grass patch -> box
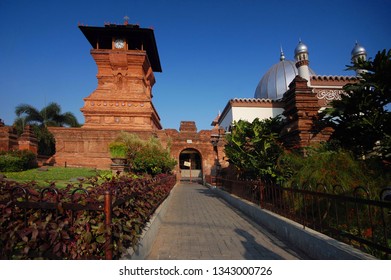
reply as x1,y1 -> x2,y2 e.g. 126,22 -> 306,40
1,167 -> 111,188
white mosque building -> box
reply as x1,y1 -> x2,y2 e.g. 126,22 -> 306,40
216,41 -> 367,138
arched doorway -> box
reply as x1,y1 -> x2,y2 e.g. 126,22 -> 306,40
179,148 -> 202,182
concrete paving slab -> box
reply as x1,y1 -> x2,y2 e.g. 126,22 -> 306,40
147,182 -> 309,260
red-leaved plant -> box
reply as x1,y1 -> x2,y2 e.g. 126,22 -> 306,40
0,174 -> 176,259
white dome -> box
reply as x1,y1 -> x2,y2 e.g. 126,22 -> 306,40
294,41 -> 308,56
254,54 -> 316,100
351,42 -> 367,57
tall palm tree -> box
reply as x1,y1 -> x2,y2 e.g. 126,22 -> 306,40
13,102 -> 80,156
14,102 -> 80,129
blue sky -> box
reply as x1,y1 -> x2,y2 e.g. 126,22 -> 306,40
0,0 -> 390,130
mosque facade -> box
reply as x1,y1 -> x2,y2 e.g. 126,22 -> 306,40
217,41 -> 365,149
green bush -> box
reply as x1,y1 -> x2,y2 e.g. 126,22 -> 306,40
108,142 -> 127,158
0,154 -> 24,172
33,126 -> 56,156
132,137 -> 177,176
0,174 -> 176,259
0,150 -> 37,172
133,141 -> 177,176
276,145 -> 390,197
224,117 -> 284,180
112,132 -> 177,176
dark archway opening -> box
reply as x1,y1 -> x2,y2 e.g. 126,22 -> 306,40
179,148 -> 202,182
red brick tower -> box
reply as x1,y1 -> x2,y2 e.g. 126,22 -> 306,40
79,23 -> 162,131
49,22 -> 164,168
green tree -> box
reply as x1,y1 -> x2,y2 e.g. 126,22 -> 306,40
132,136 -> 177,176
114,132 -> 144,168
14,102 -> 80,155
114,132 -> 177,176
224,117 -> 284,180
14,102 -> 80,128
277,145 -> 380,193
321,49 -> 391,161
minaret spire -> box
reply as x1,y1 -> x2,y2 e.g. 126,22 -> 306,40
280,45 -> 285,61
294,40 -> 310,86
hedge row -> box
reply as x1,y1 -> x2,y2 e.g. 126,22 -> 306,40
0,173 -> 176,259
0,150 -> 37,172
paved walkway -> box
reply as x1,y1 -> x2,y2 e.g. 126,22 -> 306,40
147,182 -> 309,260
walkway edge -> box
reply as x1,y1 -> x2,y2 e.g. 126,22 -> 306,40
120,183 -> 179,260
207,184 -> 376,260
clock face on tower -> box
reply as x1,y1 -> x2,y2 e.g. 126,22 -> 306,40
114,38 -> 125,49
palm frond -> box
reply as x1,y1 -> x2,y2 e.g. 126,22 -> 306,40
15,104 -> 43,125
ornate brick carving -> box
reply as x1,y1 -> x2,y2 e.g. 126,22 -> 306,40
81,49 -> 161,130
281,76 -> 332,149
315,89 -> 346,103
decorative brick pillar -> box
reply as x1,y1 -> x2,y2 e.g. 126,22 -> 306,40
0,121 -> 18,152
281,75 -> 327,149
18,125 -> 38,154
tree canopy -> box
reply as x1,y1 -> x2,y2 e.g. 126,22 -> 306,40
13,102 -> 81,156
321,49 -> 391,161
113,132 -> 177,176
14,102 -> 80,129
224,117 -> 284,180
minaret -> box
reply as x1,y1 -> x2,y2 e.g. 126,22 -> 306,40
78,22 -> 163,131
351,41 -> 367,76
294,40 -> 311,86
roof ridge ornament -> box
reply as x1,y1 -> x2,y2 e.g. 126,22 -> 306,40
123,16 -> 130,25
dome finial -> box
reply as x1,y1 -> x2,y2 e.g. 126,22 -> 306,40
351,41 -> 367,76
351,41 -> 366,57
294,39 -> 308,56
280,45 -> 285,61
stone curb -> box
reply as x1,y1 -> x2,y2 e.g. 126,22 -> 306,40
120,183 -> 179,260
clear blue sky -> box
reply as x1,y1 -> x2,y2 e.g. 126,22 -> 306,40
0,0 -> 390,130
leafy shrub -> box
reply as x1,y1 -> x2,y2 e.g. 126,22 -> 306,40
0,154 -> 24,172
0,173 -> 176,259
108,142 -> 127,158
0,150 -> 37,172
33,126 -> 56,156
114,132 -> 144,162
276,145 -> 389,197
113,132 -> 177,176
132,137 -> 177,176
224,117 -> 284,180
